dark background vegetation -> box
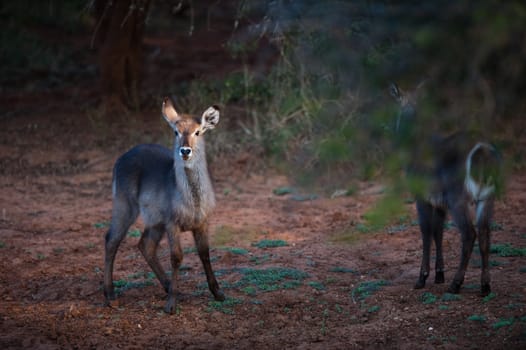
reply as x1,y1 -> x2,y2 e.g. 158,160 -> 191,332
1,0 -> 525,190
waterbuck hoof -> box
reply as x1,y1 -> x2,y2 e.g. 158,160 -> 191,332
480,284 -> 491,297
213,290 -> 226,302
164,297 -> 177,314
435,271 -> 445,284
414,279 -> 426,289
447,281 -> 462,294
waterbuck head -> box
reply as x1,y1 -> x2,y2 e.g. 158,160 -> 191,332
162,98 -> 220,166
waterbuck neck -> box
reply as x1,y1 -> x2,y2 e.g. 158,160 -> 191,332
173,146 -> 216,226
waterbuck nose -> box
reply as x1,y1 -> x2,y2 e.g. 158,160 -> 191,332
180,147 -> 192,158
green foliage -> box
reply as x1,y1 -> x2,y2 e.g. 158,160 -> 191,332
351,280 -> 389,302
492,318 -> 515,330
234,267 -> 309,294
93,222 -> 110,229
468,315 -> 487,322
0,241 -> 5,248
483,292 -> 497,303
308,281 -> 326,291
206,297 -> 244,315
441,293 -> 462,302
127,229 -> 141,238
252,240 -> 289,248
420,292 -> 437,305
490,243 -> 526,257
218,247 -> 249,255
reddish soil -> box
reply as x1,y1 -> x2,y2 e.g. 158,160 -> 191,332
1,4 -> 525,348
0,108 -> 525,350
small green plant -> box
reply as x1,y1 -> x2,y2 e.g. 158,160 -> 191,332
252,239 -> 288,248
37,253 -> 46,260
483,292 -> 497,303
273,186 -> 295,195
468,315 -> 486,322
219,247 -> 249,255
234,267 -> 309,294
420,292 -> 437,304
0,241 -> 5,248
441,293 -> 462,302
490,243 -> 526,257
351,280 -> 389,302
438,305 -> 449,310
94,221 -> 110,229
520,266 -> 526,273
250,254 -> 272,265
367,305 -> 380,313
206,297 -> 244,315
492,317 -> 515,329
308,281 -> 326,291
127,229 -> 141,238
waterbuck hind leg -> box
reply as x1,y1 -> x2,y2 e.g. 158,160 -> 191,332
415,200 -> 434,289
138,225 -> 170,293
476,200 -> 494,296
193,225 -> 225,301
104,200 -> 138,304
432,207 -> 447,284
447,204 -> 477,294
164,225 -> 183,314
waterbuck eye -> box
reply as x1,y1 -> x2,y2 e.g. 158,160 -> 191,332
195,130 -> 200,136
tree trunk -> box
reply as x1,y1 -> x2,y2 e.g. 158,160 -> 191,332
93,0 -> 151,111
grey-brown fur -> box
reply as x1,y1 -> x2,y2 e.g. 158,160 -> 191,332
390,82 -> 502,296
103,98 -> 224,313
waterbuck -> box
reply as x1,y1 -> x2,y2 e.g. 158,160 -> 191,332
390,82 -> 502,296
103,98 -> 225,313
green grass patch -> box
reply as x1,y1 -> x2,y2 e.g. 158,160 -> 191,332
468,314 -> 487,322
351,280 -> 389,302
420,292 -> 438,304
234,267 -> 309,293
490,243 -> 526,257
273,186 -> 295,195
492,317 -> 515,329
127,229 -> 141,238
367,305 -> 380,313
483,292 -> 497,303
441,293 -> 462,302
250,253 -> 272,265
206,297 -> 244,315
0,241 -> 5,248
308,281 -> 326,291
520,266 -> 526,273
113,279 -> 154,295
218,247 -> 249,255
438,305 -> 449,310
252,239 -> 289,248
93,221 -> 110,229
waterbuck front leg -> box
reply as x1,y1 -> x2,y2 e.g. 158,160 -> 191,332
138,225 -> 171,294
448,202 -> 477,294
164,225 -> 183,314
193,223 -> 225,302
415,200 -> 434,289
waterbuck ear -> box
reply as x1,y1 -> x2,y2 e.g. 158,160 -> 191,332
162,97 -> 180,127
199,105 -> 220,133
389,82 -> 402,102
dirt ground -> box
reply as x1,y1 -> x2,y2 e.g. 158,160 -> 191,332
1,5 -> 526,348
0,105 -> 525,350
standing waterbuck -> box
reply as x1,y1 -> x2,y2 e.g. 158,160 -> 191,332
103,98 -> 225,313
390,82 -> 502,296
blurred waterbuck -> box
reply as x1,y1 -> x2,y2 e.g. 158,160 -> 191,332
389,82 -> 502,296
103,98 -> 225,313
